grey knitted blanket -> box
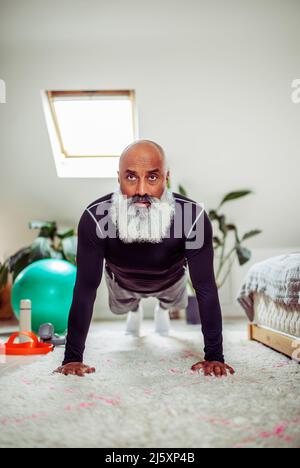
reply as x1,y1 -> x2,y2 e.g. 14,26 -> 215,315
236,253 -> 300,321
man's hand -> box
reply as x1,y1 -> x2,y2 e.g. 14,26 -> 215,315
53,362 -> 96,377
191,360 -> 235,377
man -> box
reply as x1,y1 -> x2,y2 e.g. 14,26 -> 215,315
55,140 -> 235,378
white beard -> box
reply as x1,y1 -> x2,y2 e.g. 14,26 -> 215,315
109,186 -> 176,243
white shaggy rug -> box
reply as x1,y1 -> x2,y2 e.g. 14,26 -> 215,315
0,319 -> 299,448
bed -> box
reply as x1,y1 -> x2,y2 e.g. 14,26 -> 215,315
236,253 -> 300,359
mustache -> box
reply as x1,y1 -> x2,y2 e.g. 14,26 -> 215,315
130,194 -> 152,204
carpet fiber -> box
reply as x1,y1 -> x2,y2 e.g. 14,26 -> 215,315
0,319 -> 299,448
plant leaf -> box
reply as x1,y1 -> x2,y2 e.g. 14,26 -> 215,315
56,228 -> 76,239
227,223 -> 240,243
29,220 -> 56,230
219,190 -> 253,207
241,229 -> 262,241
208,210 -> 218,221
8,247 -> 31,272
28,237 -> 53,262
235,245 -> 252,265
29,221 -> 57,239
11,251 -> 31,282
62,236 -> 78,265
213,236 -> 222,247
218,215 -> 228,235
0,262 -> 9,290
178,185 -> 188,197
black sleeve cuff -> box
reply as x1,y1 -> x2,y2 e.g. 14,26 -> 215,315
62,358 -> 83,366
204,355 -> 225,363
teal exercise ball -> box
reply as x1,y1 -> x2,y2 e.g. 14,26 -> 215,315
12,259 -> 77,334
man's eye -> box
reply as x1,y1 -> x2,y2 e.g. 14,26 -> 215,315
127,175 -> 136,181
149,175 -> 158,181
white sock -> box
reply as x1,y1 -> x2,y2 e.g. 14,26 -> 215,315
154,303 -> 170,336
125,303 -> 143,336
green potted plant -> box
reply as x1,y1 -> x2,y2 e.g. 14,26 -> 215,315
169,183 -> 262,324
0,221 -> 77,321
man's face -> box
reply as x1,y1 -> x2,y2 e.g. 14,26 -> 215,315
110,143 -> 173,243
118,146 -> 169,208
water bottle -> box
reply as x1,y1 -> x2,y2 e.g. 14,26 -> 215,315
19,299 -> 32,343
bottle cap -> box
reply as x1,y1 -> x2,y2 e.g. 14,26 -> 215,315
20,299 -> 31,309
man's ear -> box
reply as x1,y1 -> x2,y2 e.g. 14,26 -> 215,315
117,171 -> 120,184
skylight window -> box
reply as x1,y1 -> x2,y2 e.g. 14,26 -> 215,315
42,90 -> 139,178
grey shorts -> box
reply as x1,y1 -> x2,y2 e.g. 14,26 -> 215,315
104,267 -> 189,315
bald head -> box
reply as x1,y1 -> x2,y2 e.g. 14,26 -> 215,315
119,140 -> 168,172
118,139 -> 170,199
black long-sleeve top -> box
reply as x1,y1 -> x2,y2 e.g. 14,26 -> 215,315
62,192 -> 224,365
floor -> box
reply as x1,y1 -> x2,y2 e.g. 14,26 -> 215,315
0,317 -> 299,448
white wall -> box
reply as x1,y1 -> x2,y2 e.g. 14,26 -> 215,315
0,0 -> 299,319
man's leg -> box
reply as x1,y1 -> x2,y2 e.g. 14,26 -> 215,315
104,267 -> 143,335
154,273 -> 189,335
154,302 -> 171,336
125,302 -> 144,336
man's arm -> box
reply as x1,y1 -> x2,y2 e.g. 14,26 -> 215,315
185,207 -> 224,363
62,208 -> 105,366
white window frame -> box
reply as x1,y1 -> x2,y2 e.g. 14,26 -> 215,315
42,89 -> 139,178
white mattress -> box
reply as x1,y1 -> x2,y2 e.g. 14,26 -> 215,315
253,292 -> 300,338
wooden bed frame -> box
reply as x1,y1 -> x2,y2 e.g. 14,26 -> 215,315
248,323 -> 300,361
